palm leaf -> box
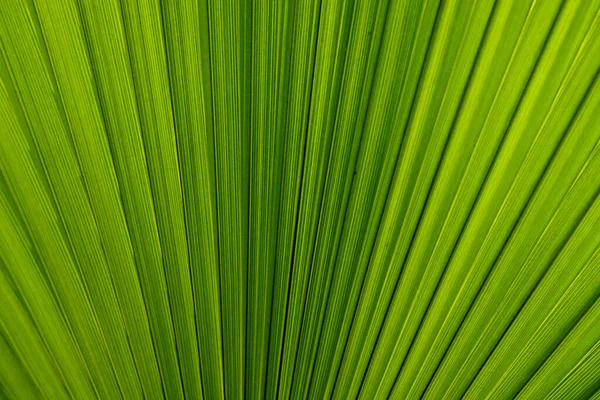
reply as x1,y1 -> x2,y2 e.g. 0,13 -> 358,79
1,0 -> 599,399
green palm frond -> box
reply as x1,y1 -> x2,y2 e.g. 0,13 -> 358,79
1,0 -> 600,399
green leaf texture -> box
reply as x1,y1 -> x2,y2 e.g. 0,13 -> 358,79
1,0 -> 600,398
